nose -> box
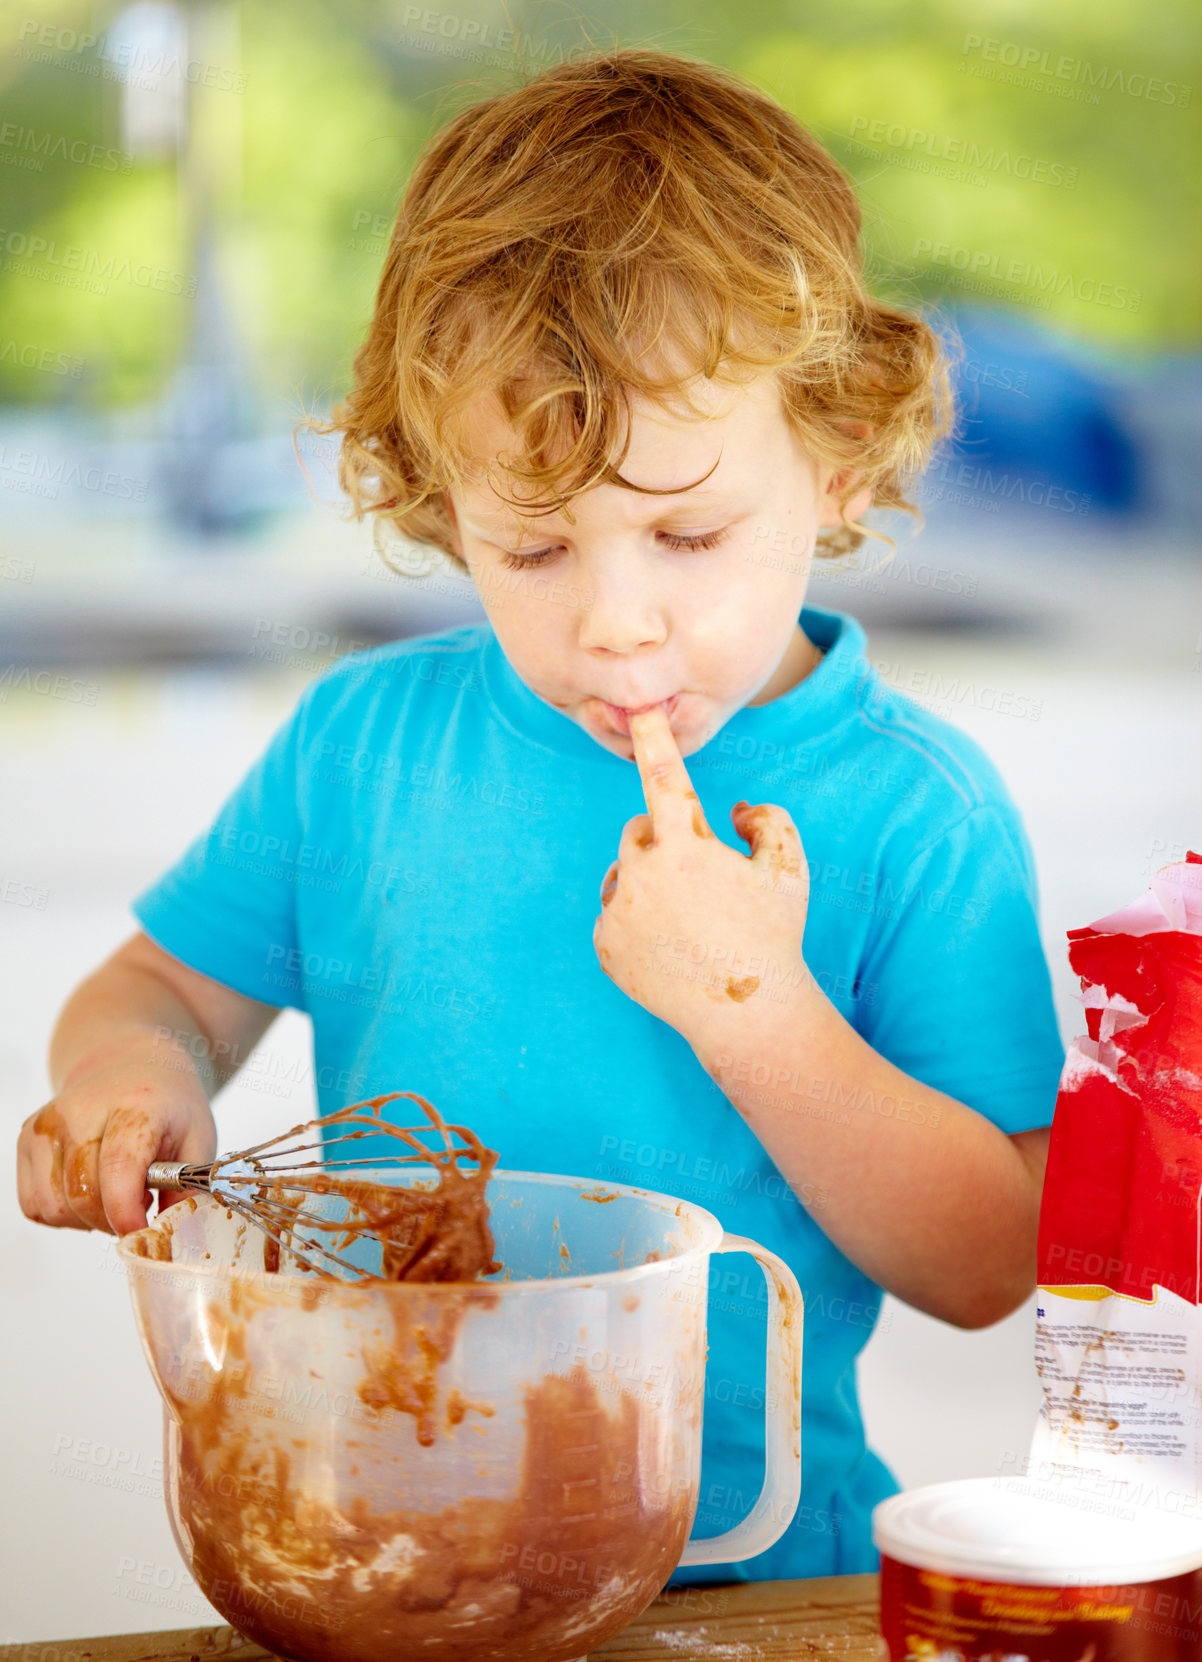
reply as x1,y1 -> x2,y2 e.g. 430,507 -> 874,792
577,557 -> 668,656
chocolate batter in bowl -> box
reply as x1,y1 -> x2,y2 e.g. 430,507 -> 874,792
118,1168 -> 803,1662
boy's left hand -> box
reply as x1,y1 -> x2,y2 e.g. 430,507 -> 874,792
592,705 -> 811,1044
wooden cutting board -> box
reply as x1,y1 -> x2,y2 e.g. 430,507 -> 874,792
0,1573 -> 882,1661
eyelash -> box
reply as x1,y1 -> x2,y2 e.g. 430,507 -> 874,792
499,527 -> 729,571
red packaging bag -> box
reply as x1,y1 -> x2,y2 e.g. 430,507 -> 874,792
1029,853 -> 1202,1516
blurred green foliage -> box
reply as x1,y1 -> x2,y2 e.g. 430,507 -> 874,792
0,0 -> 1196,409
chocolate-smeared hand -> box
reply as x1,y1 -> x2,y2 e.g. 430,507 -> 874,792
592,703 -> 811,1043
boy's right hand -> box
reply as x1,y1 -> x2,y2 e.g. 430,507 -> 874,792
16,1051 -> 217,1237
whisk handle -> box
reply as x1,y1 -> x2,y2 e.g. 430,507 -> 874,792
147,1161 -> 209,1189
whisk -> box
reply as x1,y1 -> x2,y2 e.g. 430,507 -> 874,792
145,1091 -> 500,1283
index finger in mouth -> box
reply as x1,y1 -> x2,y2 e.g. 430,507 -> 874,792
628,705 -> 715,841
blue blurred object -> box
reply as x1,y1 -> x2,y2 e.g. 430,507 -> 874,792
936,306 -> 1144,514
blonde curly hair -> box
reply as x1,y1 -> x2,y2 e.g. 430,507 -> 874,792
307,47 -> 955,573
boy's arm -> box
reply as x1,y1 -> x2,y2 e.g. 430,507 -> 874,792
594,706 -> 1055,1332
692,986 -> 1050,1329
19,931 -> 281,1235
50,929 -> 281,1098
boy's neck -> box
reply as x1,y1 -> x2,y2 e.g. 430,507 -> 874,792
747,623 -> 824,707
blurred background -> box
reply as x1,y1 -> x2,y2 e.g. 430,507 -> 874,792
2,0 -> 1199,1640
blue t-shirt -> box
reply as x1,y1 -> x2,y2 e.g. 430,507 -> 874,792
130,602 -> 1064,1579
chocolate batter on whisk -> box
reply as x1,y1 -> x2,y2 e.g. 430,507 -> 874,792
147,1091 -> 502,1284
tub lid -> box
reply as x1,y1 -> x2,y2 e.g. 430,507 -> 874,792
873,1476 -> 1202,1585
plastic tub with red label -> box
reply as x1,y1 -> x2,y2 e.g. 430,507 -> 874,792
874,1475 -> 1202,1661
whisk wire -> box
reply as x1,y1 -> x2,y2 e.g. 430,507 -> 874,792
145,1091 -> 499,1284
221,1102 -> 487,1177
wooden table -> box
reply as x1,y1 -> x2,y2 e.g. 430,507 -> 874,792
1,1574 -> 883,1660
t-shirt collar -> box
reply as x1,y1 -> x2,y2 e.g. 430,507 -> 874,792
480,602 -> 869,767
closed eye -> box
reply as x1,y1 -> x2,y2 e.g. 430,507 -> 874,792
499,527 -> 729,571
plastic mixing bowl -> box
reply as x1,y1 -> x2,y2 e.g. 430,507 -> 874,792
118,1169 -> 803,1662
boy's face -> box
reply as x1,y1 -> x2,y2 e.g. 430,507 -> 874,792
443,368 -> 868,762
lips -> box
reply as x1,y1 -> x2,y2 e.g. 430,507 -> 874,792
594,694 -> 680,737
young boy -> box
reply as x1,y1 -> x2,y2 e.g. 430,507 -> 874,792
16,49 -> 1064,1580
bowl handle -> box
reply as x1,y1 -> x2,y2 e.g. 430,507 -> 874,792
677,1231 -> 803,1566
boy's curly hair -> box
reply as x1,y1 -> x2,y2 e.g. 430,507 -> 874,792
308,47 -> 954,572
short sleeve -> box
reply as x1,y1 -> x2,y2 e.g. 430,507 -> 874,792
854,804 -> 1064,1134
129,690 -> 312,1011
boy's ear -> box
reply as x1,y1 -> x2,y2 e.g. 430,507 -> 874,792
441,490 -> 465,559
816,419 -> 873,530
816,466 -> 873,531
